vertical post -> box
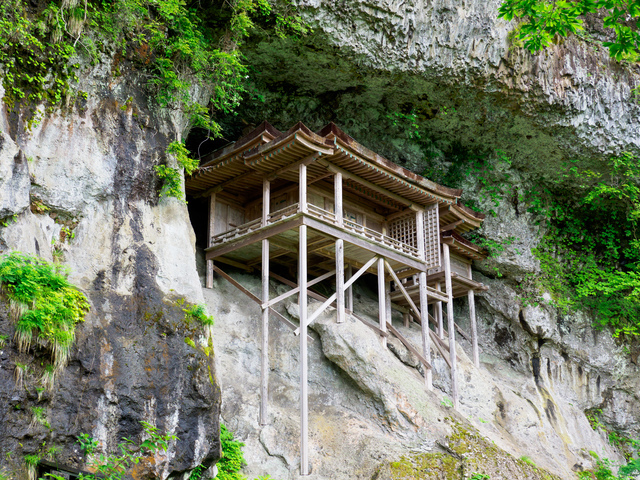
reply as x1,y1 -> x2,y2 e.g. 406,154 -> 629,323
334,171 -> 343,227
299,163 -> 307,214
403,313 -> 410,328
442,243 -> 458,409
260,238 -> 269,425
385,277 -> 392,331
468,262 -> 479,368
262,179 -> 270,226
435,282 -> 444,339
299,224 -> 309,475
377,257 -> 387,348
419,271 -> 432,390
468,289 -> 479,368
336,239 -> 345,323
416,208 -> 432,389
206,193 -> 216,289
346,264 -> 353,313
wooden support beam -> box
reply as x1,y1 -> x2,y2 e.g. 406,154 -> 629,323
263,269 -> 335,309
385,261 -> 421,317
206,193 -> 216,289
293,254 -> 376,334
436,282 -> 444,339
346,264 -> 353,313
335,171 -> 343,227
403,313 -> 410,328
267,153 -> 319,181
443,242 -> 459,410
260,238 -> 269,425
212,265 -> 311,340
377,257 -> 387,348
345,256 -> 379,291
269,272 -> 326,304
299,163 -> 307,214
299,224 -> 309,476
262,179 -> 270,227
336,239 -> 345,323
469,288 -> 479,368
386,322 -> 432,370
440,219 -> 465,232
419,271 -> 432,390
215,256 -> 253,271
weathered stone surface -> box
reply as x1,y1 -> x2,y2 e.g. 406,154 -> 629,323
0,70 -> 217,478
204,267 -> 619,480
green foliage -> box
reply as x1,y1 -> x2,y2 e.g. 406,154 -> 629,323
0,333 -> 8,348
440,396 -> 454,408
470,474 -> 491,480
75,421 -> 177,480
218,423 -> 247,480
531,153 -> 640,338
183,304 -> 215,328
498,0 -> 640,61
519,455 -> 536,467
30,406 -> 50,429
25,454 -> 40,480
156,141 -> 202,200
0,252 -> 90,370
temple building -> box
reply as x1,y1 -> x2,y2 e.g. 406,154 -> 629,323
185,121 -> 488,475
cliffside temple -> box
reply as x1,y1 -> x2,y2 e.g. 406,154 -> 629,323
185,121 -> 489,475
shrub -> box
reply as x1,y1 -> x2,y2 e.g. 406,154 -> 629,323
0,252 -> 90,370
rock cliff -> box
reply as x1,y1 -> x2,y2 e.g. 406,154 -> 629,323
1,0 -> 639,479
0,74 -> 221,478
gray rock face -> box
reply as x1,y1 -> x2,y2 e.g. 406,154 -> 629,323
0,73 -> 218,478
205,268 -> 619,480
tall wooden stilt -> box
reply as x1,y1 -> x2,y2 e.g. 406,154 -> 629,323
442,243 -> 458,409
206,193 -> 216,289
467,263 -> 479,368
299,164 -> 309,476
346,264 -> 353,313
385,277 -> 392,331
419,272 -> 432,390
403,312 -> 410,328
260,238 -> 269,425
435,282 -> 444,339
335,171 -> 343,227
415,208 -> 432,389
336,239 -> 345,323
377,257 -> 387,348
260,179 -> 270,425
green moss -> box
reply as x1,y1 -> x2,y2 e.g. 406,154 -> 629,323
385,422 -> 563,480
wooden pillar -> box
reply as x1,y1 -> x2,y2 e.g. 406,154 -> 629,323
206,193 -> 216,289
442,243 -> 458,409
299,163 -> 307,214
335,171 -> 343,227
377,257 -> 387,348
299,224 -> 309,475
262,179 -> 270,226
403,312 -> 410,328
435,282 -> 444,339
346,264 -> 353,313
336,239 -> 345,323
416,208 -> 432,389
468,289 -> 479,368
260,238 -> 269,425
419,271 -> 432,390
385,277 -> 392,331
468,262 -> 479,368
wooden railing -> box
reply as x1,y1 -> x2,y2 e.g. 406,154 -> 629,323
210,202 -> 421,258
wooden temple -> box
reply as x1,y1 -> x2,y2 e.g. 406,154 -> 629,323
185,122 -> 488,475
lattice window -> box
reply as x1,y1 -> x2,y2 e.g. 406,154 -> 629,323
388,213 -> 417,250
424,204 -> 440,270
